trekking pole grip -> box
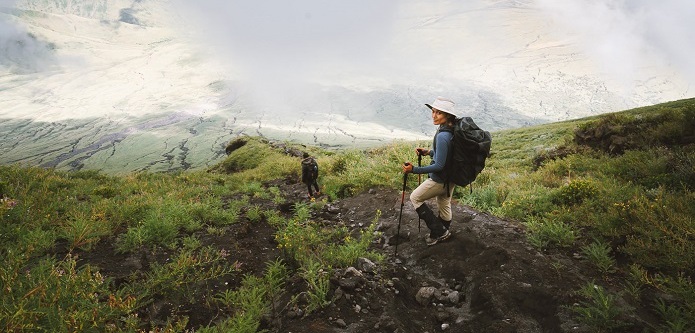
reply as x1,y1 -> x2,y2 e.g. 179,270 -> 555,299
402,163 -> 409,198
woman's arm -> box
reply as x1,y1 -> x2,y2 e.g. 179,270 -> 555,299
412,131 -> 451,174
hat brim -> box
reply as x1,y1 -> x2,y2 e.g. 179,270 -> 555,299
425,103 -> 457,117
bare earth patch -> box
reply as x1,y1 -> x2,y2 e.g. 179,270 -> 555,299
62,179 -> 632,332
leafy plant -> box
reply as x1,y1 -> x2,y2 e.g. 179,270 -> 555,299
267,186 -> 285,204
138,247 -> 236,304
581,240 -> 617,275
616,189 -> 695,273
1,255 -> 135,332
182,235 -> 202,251
275,209 -> 326,263
58,211 -> 111,251
571,283 -> 632,332
646,273 -> 695,328
653,299 -> 689,333
299,258 -> 331,314
203,260 -> 287,333
241,181 -> 265,198
622,264 -> 647,302
263,209 -> 285,228
324,211 -> 384,267
246,205 -> 263,222
554,179 -> 598,206
523,216 -> 577,250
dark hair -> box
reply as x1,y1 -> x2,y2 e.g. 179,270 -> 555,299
445,113 -> 457,125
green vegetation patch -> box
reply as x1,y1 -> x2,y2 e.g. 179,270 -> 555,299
1,98 -> 694,331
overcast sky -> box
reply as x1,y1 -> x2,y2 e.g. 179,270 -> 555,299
3,0 -> 693,84
166,0 -> 694,119
173,0 -> 402,87
4,0 -> 693,87
537,0 -> 695,89
171,0 -> 694,97
2,0 -> 693,119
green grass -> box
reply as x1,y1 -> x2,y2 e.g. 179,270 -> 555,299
0,136 -> 387,331
201,259 -> 288,333
1,98 -> 694,331
571,282 -> 633,332
466,98 -> 694,329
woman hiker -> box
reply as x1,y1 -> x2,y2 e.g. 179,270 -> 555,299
402,96 -> 457,246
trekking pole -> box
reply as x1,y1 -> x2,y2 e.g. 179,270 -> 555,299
417,153 -> 422,233
395,164 -> 408,257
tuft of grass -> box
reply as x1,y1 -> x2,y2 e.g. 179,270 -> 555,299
571,282 -> 633,332
136,246 -> 237,305
323,211 -> 384,267
554,179 -> 599,206
246,205 -> 263,222
581,240 -> 617,275
202,259 -> 288,333
1,255 -> 136,332
58,211 -> 111,251
653,299 -> 690,333
523,216 -> 577,250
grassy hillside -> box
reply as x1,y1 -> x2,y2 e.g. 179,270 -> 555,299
1,98 -> 693,331
482,99 -> 694,271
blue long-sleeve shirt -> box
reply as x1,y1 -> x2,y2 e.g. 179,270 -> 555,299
412,128 -> 452,183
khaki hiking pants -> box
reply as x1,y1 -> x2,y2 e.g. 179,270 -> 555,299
409,178 -> 456,222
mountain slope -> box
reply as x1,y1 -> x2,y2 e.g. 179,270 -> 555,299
2,98 -> 693,332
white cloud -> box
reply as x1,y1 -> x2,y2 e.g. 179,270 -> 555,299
536,0 -> 695,88
173,1 -> 399,83
0,1 -> 57,74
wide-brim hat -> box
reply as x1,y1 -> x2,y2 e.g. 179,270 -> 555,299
425,96 -> 458,117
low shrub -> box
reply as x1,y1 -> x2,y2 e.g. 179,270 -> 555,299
615,189 -> 695,273
523,216 -> 577,250
554,179 -> 599,206
581,240 -> 617,275
571,282 -> 633,332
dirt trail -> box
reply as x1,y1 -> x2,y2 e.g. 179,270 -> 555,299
279,186 -> 598,333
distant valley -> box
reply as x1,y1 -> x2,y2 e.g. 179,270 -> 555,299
1,0 -> 692,172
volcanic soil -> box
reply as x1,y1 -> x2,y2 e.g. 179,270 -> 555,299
68,178 -> 624,333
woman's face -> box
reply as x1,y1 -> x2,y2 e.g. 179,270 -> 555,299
432,109 -> 449,125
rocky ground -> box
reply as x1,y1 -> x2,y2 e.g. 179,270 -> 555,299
276,185 -> 593,333
70,178 -> 634,333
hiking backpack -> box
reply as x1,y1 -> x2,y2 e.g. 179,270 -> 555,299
440,117 -> 492,188
301,157 -> 319,184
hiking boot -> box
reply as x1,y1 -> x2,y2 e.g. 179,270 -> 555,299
415,203 -> 447,238
426,229 -> 451,246
442,219 -> 451,230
